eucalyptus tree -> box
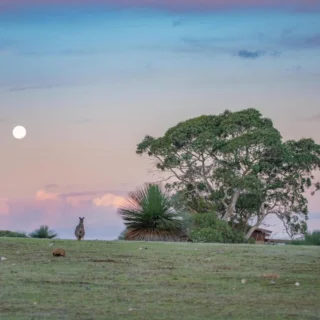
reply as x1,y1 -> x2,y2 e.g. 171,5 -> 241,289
136,108 -> 320,238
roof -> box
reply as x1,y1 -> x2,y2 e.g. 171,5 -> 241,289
255,228 -> 272,235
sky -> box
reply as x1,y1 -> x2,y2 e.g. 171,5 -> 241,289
0,0 -> 320,240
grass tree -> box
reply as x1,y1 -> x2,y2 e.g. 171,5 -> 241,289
29,225 -> 58,239
118,183 -> 187,241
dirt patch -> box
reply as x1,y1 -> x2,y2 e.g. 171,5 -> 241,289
91,259 -> 117,263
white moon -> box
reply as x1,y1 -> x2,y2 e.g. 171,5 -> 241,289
12,126 -> 27,140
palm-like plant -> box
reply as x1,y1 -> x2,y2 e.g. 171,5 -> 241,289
29,225 -> 58,239
118,183 -> 187,241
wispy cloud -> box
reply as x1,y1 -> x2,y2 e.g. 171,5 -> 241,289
175,37 -> 282,59
302,113 -> 320,122
93,194 -> 126,208
237,50 -> 264,59
51,190 -> 127,208
44,184 -> 60,191
172,19 -> 183,27
235,49 -> 281,59
281,33 -> 320,50
36,190 -> 58,201
9,84 -> 62,92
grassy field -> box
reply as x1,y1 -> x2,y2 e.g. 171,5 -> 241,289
0,238 -> 319,320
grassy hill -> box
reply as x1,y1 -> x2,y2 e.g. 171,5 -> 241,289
0,238 -> 319,320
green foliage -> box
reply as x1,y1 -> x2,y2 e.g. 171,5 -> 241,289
29,225 -> 58,239
246,237 -> 256,244
190,212 -> 248,243
291,230 -> 320,246
117,183 -> 187,241
305,230 -> 320,245
118,229 -> 127,240
0,230 -> 28,238
136,108 -> 320,239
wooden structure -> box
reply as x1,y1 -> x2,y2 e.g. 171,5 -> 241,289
250,228 -> 272,243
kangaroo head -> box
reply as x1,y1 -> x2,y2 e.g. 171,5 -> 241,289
79,217 -> 85,224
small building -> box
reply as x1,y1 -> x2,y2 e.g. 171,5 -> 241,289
250,228 -> 272,243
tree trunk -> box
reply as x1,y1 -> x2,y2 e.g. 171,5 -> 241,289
245,215 -> 265,239
222,190 -> 241,222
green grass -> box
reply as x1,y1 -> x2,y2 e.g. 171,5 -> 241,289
0,238 -> 319,320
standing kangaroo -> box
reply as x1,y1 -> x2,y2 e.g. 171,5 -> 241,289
75,217 -> 85,240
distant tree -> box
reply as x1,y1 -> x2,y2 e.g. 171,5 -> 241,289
0,230 -> 28,238
117,183 -> 188,241
136,108 -> 320,239
29,225 -> 58,239
291,230 -> 320,246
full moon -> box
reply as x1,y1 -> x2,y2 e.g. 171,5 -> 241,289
12,126 -> 27,140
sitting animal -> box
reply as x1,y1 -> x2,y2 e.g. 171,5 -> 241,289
52,248 -> 66,257
75,217 -> 85,241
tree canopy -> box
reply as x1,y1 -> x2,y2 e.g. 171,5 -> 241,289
136,108 -> 320,238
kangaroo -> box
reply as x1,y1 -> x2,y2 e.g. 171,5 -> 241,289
75,217 -> 85,240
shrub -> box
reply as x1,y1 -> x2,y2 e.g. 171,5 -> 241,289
190,212 -> 248,243
118,229 -> 128,240
291,230 -> 320,246
29,225 -> 58,239
305,230 -> 320,245
247,238 -> 256,244
0,230 -> 28,238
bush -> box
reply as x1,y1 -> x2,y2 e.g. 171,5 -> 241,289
291,230 -> 320,246
247,238 -> 256,244
118,229 -> 127,240
190,212 -> 249,244
305,230 -> 320,245
29,225 -> 58,239
0,230 -> 28,238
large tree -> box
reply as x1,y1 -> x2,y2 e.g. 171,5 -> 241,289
136,108 -> 320,238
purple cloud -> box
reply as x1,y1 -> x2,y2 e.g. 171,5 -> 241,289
237,50 -> 264,59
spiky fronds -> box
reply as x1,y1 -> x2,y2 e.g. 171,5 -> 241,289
118,183 -> 187,241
